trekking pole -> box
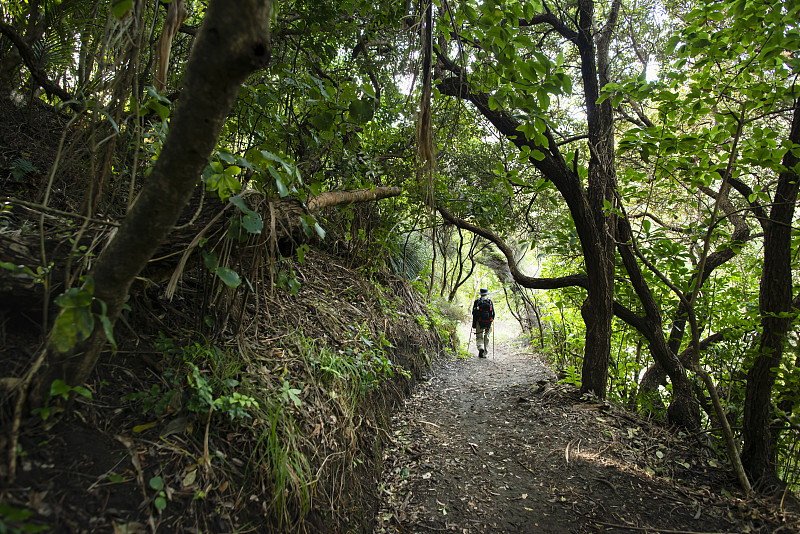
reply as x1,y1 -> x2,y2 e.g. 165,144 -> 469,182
492,323 -> 495,359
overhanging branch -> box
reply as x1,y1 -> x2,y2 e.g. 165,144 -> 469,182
307,187 -> 402,212
436,205 -> 588,290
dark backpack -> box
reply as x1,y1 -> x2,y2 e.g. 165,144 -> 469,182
476,298 -> 493,324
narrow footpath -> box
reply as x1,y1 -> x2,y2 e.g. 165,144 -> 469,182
374,339 -> 796,533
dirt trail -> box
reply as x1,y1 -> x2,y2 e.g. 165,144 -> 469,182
374,339 -> 794,533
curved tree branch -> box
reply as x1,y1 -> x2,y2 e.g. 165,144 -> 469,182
436,205 -> 588,290
518,14 -> 579,43
0,21 -> 80,111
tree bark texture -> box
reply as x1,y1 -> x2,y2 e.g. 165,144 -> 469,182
574,0 -> 619,399
741,99 -> 800,489
30,0 -> 275,405
615,217 -> 700,428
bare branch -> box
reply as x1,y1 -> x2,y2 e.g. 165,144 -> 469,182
437,205 -> 588,290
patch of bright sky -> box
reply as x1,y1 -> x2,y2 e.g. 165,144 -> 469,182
646,58 -> 660,82
645,1 -> 670,82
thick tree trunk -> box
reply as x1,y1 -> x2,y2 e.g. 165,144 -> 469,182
29,0 -> 275,406
307,187 -> 402,211
741,99 -> 800,490
575,0 -> 619,398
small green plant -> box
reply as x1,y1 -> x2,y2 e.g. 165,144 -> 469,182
122,337 -> 260,422
185,361 -> 260,420
560,364 -> 582,387
247,403 -> 312,525
120,384 -> 177,417
300,326 -> 409,401
50,276 -> 116,354
0,261 -> 50,284
275,259 -> 301,295
148,476 -> 167,512
10,157 -> 38,181
278,380 -> 302,407
33,379 -> 93,421
0,502 -> 49,533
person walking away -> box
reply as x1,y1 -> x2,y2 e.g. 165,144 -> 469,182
472,288 -> 494,358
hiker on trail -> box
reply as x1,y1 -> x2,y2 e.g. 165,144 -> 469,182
472,288 -> 494,358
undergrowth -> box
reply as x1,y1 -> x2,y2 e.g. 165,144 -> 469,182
119,307 -> 438,530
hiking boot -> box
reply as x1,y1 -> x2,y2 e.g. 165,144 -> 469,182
478,349 -> 486,358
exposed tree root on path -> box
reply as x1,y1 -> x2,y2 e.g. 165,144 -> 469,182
375,339 -> 799,533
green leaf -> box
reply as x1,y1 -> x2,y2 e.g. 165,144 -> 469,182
314,222 -> 326,240
228,195 -> 248,211
308,181 -> 323,195
216,267 -> 241,288
154,495 -> 167,511
348,98 -> 375,124
100,315 -> 117,350
0,503 -> 37,523
559,72 -> 572,95
150,102 -> 169,120
51,307 -> 95,353
72,385 -> 93,399
0,261 -> 37,277
300,216 -> 314,239
516,122 -> 535,138
112,0 -> 133,19
149,476 -> 164,491
519,62 -> 538,82
50,379 -> 72,400
275,176 -> 289,197
204,171 -> 241,201
202,250 -> 218,272
309,111 -> 335,130
240,212 -> 263,234
55,287 -> 93,308
229,195 -> 263,234
297,244 -> 309,263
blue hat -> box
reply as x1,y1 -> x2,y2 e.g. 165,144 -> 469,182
479,288 -> 489,295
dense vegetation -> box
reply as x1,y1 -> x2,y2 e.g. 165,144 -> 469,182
0,0 -> 798,529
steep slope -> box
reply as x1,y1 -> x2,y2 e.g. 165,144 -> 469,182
1,242 -> 452,532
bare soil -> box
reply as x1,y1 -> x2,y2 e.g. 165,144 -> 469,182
375,338 -> 800,534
